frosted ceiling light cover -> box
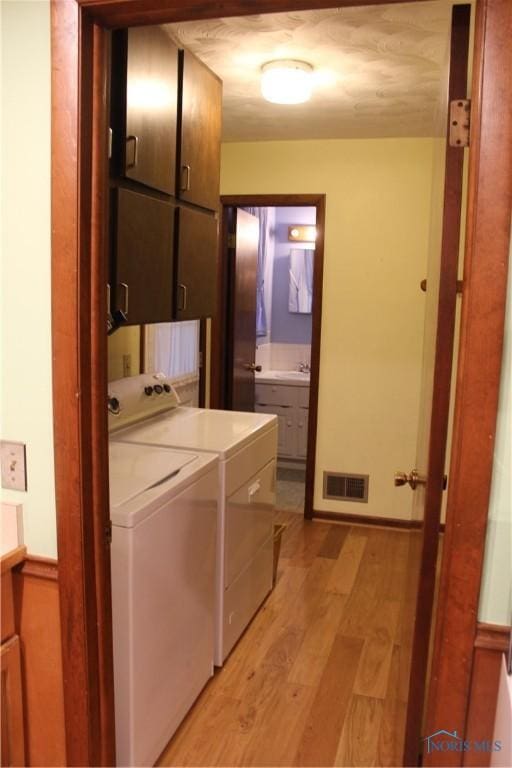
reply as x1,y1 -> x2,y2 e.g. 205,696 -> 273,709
261,60 -> 314,105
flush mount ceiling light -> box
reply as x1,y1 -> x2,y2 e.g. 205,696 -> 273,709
261,60 -> 314,105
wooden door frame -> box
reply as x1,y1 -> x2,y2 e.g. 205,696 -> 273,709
214,194 -> 326,520
51,0 -> 511,764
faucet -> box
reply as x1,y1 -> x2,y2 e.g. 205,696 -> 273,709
298,361 -> 311,373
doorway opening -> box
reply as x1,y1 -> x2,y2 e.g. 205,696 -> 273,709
48,0 -> 512,765
216,196 -> 325,518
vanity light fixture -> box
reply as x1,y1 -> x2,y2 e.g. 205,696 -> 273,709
261,60 -> 314,105
288,225 -> 317,243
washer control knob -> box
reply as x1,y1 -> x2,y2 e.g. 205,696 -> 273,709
163,384 -> 171,393
144,386 -> 154,396
108,396 -> 120,415
154,384 -> 163,395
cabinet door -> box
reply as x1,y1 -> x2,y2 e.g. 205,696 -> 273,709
1,636 -> 25,768
175,206 -> 218,320
115,187 -> 175,325
179,49 -> 222,211
125,27 -> 178,194
255,403 -> 295,457
297,407 -> 309,459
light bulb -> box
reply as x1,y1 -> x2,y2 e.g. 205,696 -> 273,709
261,60 -> 313,105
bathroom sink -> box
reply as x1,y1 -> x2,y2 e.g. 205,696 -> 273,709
274,371 -> 310,380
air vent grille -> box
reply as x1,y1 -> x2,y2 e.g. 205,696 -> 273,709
323,472 -> 369,503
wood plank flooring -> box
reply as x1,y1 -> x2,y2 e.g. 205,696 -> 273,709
157,511 -> 411,768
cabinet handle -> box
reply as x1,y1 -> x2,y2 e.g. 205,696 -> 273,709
178,283 -> 188,311
181,164 -> 191,192
119,282 -> 129,316
126,135 -> 139,168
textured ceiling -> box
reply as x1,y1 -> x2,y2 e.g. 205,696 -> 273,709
164,2 -> 454,142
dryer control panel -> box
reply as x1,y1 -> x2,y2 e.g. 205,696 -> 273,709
108,373 -> 180,432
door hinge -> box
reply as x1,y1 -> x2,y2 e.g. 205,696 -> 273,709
105,520 -> 112,545
199,350 -> 204,369
449,99 -> 471,147
227,233 -> 236,249
108,127 -> 113,159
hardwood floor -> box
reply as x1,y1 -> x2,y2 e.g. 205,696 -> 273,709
157,511 -> 411,768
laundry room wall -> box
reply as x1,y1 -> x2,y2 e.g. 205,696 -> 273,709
478,230 -> 512,627
221,137 -> 437,521
1,0 -> 56,558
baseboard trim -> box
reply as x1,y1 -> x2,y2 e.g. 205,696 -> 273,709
312,509 -> 446,531
16,554 -> 58,581
474,622 -> 510,652
463,622 -> 511,767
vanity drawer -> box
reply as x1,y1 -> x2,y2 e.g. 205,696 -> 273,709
255,383 -> 297,407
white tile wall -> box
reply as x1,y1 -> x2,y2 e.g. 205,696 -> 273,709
256,343 -> 311,372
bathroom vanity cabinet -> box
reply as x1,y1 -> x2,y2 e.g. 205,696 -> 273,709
109,26 -> 221,327
255,382 -> 310,461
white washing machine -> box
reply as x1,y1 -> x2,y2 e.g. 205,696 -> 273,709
109,440 -> 218,767
109,373 -> 278,665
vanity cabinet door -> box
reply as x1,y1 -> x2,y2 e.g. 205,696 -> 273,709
255,404 -> 295,457
175,206 -> 218,320
1,636 -> 25,767
124,27 -> 179,195
115,187 -> 176,325
297,408 -> 309,458
178,49 -> 222,211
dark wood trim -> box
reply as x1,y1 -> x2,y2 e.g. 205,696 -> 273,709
403,6 -> 471,764
210,206 -> 230,408
305,195 -> 325,520
463,623 -> 511,767
15,555 -> 58,582
50,0 -> 511,764
221,194 -> 326,207
90,23 -> 117,768
198,318 -> 207,407
217,193 -> 325,521
424,1 -> 512,765
78,0 -> 432,28
139,324 -> 146,372
51,1 -> 113,764
474,623 -> 510,653
313,510 -> 446,532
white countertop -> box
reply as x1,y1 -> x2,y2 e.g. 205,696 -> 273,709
255,370 -> 310,386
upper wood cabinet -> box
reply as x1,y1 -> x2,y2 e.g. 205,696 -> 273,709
114,187 -> 176,325
175,206 -> 218,321
178,49 -> 222,212
123,27 -> 179,195
109,27 -> 222,325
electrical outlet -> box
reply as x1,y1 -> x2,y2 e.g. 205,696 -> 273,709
1,441 -> 27,491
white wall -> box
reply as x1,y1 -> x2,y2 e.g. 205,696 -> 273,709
478,228 -> 512,626
1,0 -> 56,558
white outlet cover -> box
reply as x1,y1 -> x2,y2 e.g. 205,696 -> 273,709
0,441 -> 27,491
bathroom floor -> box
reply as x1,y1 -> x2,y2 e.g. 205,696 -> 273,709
158,510 -> 413,767
276,467 -> 306,512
